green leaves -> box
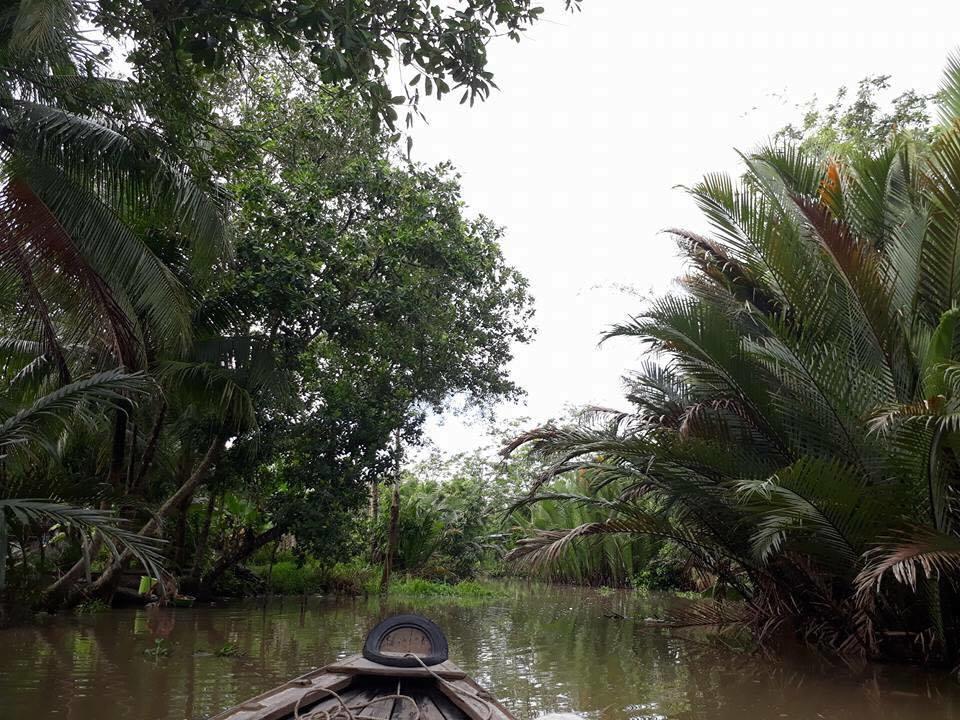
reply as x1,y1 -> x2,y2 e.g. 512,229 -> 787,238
91,0 -> 581,127
0,369 -> 152,463
0,370 -> 163,589
922,308 -> 960,396
504,55 -> 960,662
939,51 -> 960,126
737,458 -> 889,569
0,498 -> 165,590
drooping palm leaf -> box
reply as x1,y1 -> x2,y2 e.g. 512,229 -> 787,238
0,369 -> 152,461
0,498 -> 165,590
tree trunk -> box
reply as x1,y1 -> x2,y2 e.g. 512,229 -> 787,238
0,510 -> 7,592
198,525 -> 284,595
132,399 -> 167,494
125,422 -> 138,494
172,493 -> 193,570
136,436 -> 223,540
379,433 -> 402,594
108,407 -> 128,491
42,515 -> 106,605
48,436 -> 224,608
369,481 -> 380,562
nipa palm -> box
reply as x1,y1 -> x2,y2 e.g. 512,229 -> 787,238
508,54 -> 960,664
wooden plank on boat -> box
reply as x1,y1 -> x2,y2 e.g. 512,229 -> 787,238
440,679 -> 514,720
358,685 -> 397,720
347,683 -> 382,712
415,693 -> 448,720
325,655 -> 467,680
431,687 -> 471,720
208,671 -> 353,720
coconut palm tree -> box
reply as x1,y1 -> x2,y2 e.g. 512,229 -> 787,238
0,2 -> 234,605
0,369 -> 164,592
0,2 -> 229,365
507,55 -> 960,664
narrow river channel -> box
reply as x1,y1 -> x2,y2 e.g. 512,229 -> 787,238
1,583 -> 957,719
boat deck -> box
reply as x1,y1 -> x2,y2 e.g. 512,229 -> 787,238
209,655 -> 514,720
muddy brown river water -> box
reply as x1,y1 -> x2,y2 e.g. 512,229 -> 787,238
1,583 -> 958,719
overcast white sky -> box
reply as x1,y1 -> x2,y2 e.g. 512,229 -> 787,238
410,0 -> 958,458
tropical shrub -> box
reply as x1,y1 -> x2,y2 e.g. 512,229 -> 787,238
508,55 -> 960,665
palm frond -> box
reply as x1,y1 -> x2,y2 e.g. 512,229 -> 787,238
0,498 -> 165,588
0,369 -> 152,461
938,50 -> 960,126
855,527 -> 960,601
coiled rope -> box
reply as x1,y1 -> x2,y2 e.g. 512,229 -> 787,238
293,682 -> 419,720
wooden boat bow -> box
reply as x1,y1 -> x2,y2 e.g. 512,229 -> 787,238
209,614 -> 516,720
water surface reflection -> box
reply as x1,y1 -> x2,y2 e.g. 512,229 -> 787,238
0,584 -> 956,719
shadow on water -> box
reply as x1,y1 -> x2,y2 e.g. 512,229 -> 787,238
1,582 -> 958,719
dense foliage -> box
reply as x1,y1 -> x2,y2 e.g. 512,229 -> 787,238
508,56 -> 960,665
0,0 -> 567,614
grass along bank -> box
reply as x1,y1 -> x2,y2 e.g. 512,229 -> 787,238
247,559 -> 504,598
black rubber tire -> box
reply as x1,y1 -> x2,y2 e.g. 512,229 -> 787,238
362,614 -> 449,667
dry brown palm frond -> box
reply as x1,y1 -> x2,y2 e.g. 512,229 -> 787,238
0,179 -> 140,367
855,527 -> 960,603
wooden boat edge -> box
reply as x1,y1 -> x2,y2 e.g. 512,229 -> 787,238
208,654 -> 516,720
207,666 -> 354,720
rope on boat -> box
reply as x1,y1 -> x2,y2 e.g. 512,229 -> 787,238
293,655 -> 497,720
292,685 -> 352,720
402,653 -> 495,720
292,683 -> 420,720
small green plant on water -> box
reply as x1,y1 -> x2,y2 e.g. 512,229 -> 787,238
144,638 -> 169,660
74,598 -> 110,615
597,586 -> 614,597
214,642 -> 246,657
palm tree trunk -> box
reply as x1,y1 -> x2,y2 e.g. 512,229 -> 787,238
132,399 -> 167,494
0,510 -> 7,592
370,480 -> 380,562
124,422 -> 138,494
172,495 -> 191,570
189,491 -> 218,582
108,407 -> 128,491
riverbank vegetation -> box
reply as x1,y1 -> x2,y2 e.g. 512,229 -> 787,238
506,57 -> 960,666
0,0 -> 583,620
7,0 -> 960,679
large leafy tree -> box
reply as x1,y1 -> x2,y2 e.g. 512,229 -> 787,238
176,80 -> 534,589
0,0 -> 555,607
97,0 -> 581,130
508,55 -> 960,665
